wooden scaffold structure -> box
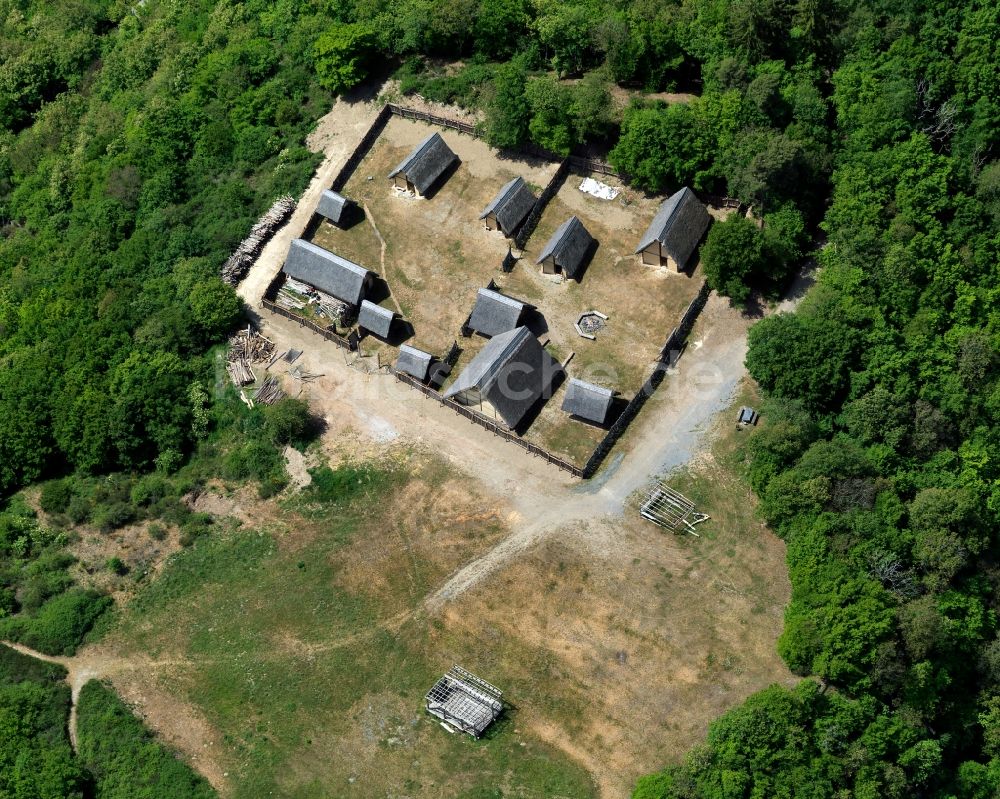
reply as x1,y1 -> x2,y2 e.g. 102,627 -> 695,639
425,666 -> 503,738
639,481 -> 709,535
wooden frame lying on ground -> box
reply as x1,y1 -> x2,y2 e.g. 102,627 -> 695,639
640,481 -> 710,535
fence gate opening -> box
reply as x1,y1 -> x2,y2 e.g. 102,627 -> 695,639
640,481 -> 709,535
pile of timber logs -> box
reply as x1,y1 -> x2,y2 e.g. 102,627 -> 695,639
220,195 -> 296,286
314,291 -> 350,325
275,277 -> 350,325
229,326 -> 275,363
253,375 -> 285,405
227,360 -> 255,386
227,326 -> 276,387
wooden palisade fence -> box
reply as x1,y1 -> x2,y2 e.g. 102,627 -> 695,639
391,369 -> 585,477
250,101 -> 726,478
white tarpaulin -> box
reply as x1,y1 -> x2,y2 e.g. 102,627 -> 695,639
579,177 -> 620,200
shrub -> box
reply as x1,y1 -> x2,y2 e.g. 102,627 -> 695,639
106,557 -> 128,576
19,552 -> 75,612
39,479 -> 73,514
147,523 -> 167,541
76,680 -> 216,799
257,474 -> 288,499
0,586 -> 17,617
92,502 -> 135,533
223,439 -> 283,481
178,513 -> 213,547
153,496 -> 191,526
130,474 -> 172,507
66,494 -> 91,524
263,397 -> 315,446
1,589 -> 112,656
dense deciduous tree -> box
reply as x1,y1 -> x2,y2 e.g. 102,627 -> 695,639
609,103 -> 714,191
701,215 -> 765,303
313,23 -> 379,94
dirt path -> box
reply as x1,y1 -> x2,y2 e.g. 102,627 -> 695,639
362,201 -> 403,315
237,91 -> 386,307
1,640 -> 183,753
242,288 -> 753,615
423,293 -> 753,609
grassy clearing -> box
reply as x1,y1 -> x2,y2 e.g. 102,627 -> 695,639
509,179 -> 701,463
101,457 -> 597,799
332,117 -> 553,355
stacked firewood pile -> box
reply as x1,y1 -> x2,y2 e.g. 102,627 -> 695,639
227,359 -> 255,386
226,326 -> 276,387
220,195 -> 296,286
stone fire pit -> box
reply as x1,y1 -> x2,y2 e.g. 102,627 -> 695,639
574,310 -> 608,340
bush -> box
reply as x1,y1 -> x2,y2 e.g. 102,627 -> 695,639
147,523 -> 167,541
152,496 -> 191,526
76,680 -> 216,799
263,397 -> 315,446
66,495 -> 91,524
0,647 -> 83,797
92,502 -> 135,533
106,557 -> 128,576
257,474 -> 289,499
223,439 -> 283,481
130,474 -> 172,507
0,586 -> 17,617
178,513 -> 213,547
39,479 -> 73,514
19,551 -> 75,611
1,589 -> 112,656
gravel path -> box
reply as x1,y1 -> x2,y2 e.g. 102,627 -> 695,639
423,292 -> 754,609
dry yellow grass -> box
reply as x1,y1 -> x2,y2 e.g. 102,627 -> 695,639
435,383 -> 794,796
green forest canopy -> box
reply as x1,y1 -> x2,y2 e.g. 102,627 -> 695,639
1,0 -> 998,796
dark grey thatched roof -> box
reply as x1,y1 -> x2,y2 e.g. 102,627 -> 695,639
635,187 -> 711,268
535,216 -> 594,278
282,239 -> 371,305
395,344 -> 433,381
317,190 -> 348,224
561,378 -> 613,424
444,326 -> 560,428
358,300 -> 395,338
468,288 -> 526,337
479,177 -> 536,236
387,132 -> 458,194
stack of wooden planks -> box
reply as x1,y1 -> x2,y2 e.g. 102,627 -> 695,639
253,375 -> 285,405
